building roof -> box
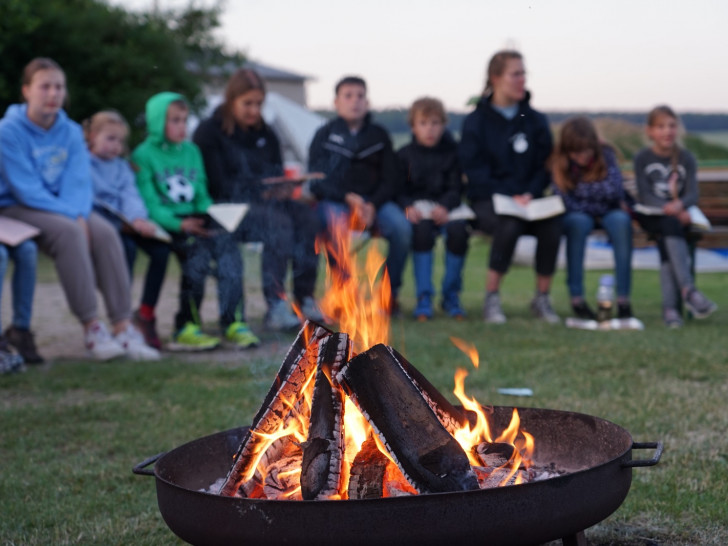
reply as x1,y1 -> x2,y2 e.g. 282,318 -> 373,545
243,61 -> 312,82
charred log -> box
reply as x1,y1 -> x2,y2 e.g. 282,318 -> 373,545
390,348 -> 470,435
219,322 -> 331,497
300,333 -> 350,500
347,437 -> 389,499
336,344 -> 480,494
474,441 -> 515,469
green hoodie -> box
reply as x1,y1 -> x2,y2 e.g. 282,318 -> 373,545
131,92 -> 212,233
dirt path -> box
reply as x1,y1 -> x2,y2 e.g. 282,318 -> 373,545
1,255 -> 298,363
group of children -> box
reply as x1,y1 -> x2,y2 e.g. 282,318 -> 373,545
0,51 -> 719,373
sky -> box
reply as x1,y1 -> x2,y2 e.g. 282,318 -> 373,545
117,0 -> 728,113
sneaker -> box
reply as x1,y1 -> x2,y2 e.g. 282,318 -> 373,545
413,295 -> 433,321
225,321 -> 260,349
0,336 -> 25,374
132,311 -> 161,350
531,293 -> 561,324
300,297 -> 324,323
483,292 -> 506,324
265,300 -> 301,331
4,326 -> 44,364
169,322 -> 221,352
683,289 -> 718,319
85,321 -> 126,361
114,324 -> 161,361
663,308 -> 684,329
441,298 -> 466,320
617,302 -> 633,319
571,300 -> 597,321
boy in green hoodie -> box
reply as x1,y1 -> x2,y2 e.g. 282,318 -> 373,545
131,92 -> 259,350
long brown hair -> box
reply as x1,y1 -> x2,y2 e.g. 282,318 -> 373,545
483,50 -> 522,97
220,68 -> 266,136
551,116 -> 610,192
646,105 -> 681,174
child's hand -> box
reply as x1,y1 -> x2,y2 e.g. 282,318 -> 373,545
405,206 -> 422,224
180,217 -> 209,237
132,218 -> 159,238
663,199 -> 684,216
345,192 -> 365,209
513,193 -> 532,206
431,205 -> 449,225
360,202 -> 376,228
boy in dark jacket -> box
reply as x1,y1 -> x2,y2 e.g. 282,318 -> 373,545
397,97 -> 469,320
308,76 -> 411,314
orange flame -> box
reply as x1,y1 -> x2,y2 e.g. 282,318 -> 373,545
450,336 -> 479,369
317,213 -> 390,353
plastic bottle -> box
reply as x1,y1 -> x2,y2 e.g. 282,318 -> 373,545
596,274 -> 615,323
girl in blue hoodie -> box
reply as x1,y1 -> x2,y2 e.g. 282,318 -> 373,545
0,57 -> 159,361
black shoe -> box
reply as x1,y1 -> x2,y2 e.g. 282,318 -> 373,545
571,301 -> 597,321
388,299 -> 401,318
617,302 -> 633,319
4,326 -> 44,364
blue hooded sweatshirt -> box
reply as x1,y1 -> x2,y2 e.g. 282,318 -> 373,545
0,104 -> 93,219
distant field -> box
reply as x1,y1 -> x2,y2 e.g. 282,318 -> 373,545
695,131 -> 728,148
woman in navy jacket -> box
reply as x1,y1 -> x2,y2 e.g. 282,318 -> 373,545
459,50 -> 562,324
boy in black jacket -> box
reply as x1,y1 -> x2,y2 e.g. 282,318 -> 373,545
397,97 -> 469,320
308,76 -> 411,314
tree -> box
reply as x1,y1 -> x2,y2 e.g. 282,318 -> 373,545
0,0 -> 243,145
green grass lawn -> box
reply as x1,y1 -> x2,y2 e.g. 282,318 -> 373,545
2,239 -> 727,545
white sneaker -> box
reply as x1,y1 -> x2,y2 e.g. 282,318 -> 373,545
85,321 -> 126,361
115,323 -> 161,361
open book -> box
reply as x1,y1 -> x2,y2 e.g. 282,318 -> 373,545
632,203 -> 712,232
412,201 -> 476,222
95,201 -> 172,243
0,217 -> 40,246
493,194 -> 565,221
207,203 -> 250,233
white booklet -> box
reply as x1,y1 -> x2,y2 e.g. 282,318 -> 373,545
207,203 -> 250,233
412,200 -> 476,221
493,194 -> 565,221
633,203 -> 712,231
0,217 -> 41,246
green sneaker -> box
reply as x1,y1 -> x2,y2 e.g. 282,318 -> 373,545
225,321 -> 260,349
169,323 -> 220,352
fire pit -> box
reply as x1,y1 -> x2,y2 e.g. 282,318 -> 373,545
133,219 -> 661,545
134,406 -> 661,546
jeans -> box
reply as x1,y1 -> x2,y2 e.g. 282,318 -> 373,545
563,209 -> 633,298
121,232 -> 171,309
317,200 -> 412,295
0,240 -> 37,330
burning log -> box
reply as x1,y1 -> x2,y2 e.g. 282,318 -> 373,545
219,322 -> 331,497
336,344 -> 480,494
262,440 -> 303,500
390,348 -> 470,435
300,333 -> 351,500
347,436 -> 389,499
474,441 -> 515,468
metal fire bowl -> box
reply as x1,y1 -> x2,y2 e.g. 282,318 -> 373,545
134,406 -> 662,546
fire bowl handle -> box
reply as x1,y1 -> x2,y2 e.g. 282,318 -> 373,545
623,441 -> 663,467
132,452 -> 166,476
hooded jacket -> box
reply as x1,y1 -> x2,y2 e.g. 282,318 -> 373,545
91,155 -> 149,222
0,104 -> 92,219
130,92 -> 212,233
458,92 -> 553,202
396,131 -> 462,210
193,106 -> 283,204
307,114 -> 399,209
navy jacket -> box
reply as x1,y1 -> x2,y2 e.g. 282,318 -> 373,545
307,114 -> 398,209
396,131 -> 462,210
193,107 -> 283,204
458,93 -> 553,202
